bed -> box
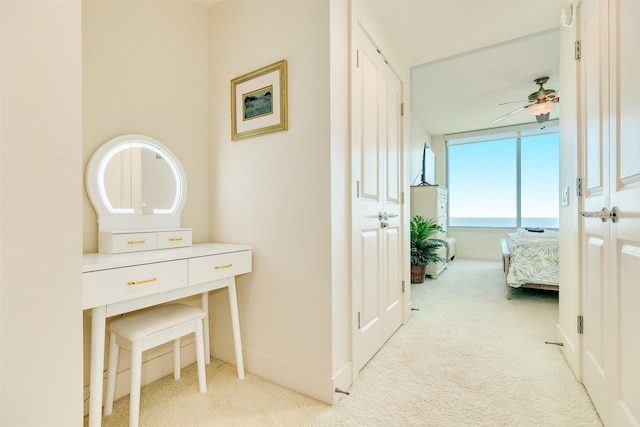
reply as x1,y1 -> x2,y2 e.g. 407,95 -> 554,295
501,230 -> 559,299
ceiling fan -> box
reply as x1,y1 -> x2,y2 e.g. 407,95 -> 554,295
490,77 -> 560,125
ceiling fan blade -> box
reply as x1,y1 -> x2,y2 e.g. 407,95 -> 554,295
499,100 -> 528,106
490,105 -> 527,124
545,90 -> 560,101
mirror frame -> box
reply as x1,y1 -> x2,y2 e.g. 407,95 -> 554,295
86,134 -> 187,232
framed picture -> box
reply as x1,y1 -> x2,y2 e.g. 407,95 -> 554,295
231,59 -> 288,141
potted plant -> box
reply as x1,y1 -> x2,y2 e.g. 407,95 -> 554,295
410,215 -> 448,283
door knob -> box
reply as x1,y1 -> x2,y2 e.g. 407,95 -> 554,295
378,212 -> 398,221
579,207 -> 617,223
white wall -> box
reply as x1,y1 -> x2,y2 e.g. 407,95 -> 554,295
1,1 -> 84,424
207,0 -> 343,403
328,0 -> 352,391
82,0 -> 211,252
447,228 -> 513,260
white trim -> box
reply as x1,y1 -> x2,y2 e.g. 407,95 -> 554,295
445,119 -> 559,146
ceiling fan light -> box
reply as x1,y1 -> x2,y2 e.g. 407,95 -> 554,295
528,101 -> 555,115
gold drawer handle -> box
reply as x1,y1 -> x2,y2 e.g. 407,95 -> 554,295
127,277 -> 157,286
215,264 -> 233,270
127,240 -> 146,245
168,237 -> 183,242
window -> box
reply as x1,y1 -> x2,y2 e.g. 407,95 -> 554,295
446,122 -> 559,228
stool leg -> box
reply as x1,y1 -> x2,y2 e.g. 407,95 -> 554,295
104,333 -> 119,415
194,319 -> 207,393
129,341 -> 143,427
173,338 -> 181,380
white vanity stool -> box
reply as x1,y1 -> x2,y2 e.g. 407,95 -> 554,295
104,303 -> 207,427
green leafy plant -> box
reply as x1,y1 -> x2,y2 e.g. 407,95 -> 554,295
410,215 -> 448,266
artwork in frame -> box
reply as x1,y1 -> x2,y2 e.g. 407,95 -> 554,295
231,59 -> 288,141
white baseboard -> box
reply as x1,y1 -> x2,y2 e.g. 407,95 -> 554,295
211,336 -> 352,405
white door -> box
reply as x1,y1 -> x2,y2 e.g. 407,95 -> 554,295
579,0 -> 640,425
352,23 -> 404,372
608,0 -> 640,424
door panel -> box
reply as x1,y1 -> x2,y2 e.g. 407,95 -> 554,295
580,0 -> 610,417
609,0 -> 640,424
580,0 -> 640,425
617,244 -> 640,425
579,0 -> 611,422
381,52 -> 403,341
384,226 -> 401,338
354,34 -> 385,368
358,229 -> 383,368
584,235 -> 606,379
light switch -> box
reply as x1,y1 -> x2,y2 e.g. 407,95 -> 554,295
561,187 -> 570,207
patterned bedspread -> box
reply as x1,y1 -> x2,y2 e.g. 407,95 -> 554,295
506,232 -> 559,288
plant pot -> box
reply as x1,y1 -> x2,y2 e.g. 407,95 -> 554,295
411,264 -> 427,284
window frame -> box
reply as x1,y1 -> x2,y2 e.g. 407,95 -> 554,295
445,120 -> 559,229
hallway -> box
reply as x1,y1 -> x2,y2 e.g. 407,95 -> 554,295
89,259 -> 602,426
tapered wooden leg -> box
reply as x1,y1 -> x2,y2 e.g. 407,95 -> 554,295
200,292 -> 210,364
129,342 -> 143,427
89,306 -> 106,427
227,279 -> 245,379
104,333 -> 119,415
194,320 -> 207,392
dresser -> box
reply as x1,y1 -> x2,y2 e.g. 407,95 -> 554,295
83,243 -> 252,427
410,185 -> 448,277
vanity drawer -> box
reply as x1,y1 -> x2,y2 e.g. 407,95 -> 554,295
188,251 -> 252,285
83,260 -> 188,308
157,229 -> 192,250
100,231 -> 157,254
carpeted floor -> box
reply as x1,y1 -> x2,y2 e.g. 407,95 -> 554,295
87,259 -> 603,427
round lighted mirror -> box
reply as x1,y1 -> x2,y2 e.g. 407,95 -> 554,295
86,134 -> 187,231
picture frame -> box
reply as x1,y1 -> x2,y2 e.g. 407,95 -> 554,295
231,59 -> 288,141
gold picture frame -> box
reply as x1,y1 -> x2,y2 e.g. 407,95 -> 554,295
231,59 -> 288,141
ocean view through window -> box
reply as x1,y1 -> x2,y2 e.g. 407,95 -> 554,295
446,122 -> 559,229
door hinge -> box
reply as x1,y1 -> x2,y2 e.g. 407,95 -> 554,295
357,311 -> 361,329
577,315 -> 584,334
401,102 -> 405,116
356,49 -> 360,68
356,180 -> 360,198
575,40 -> 581,60
576,177 -> 583,197
401,191 -> 405,204
402,280 -> 405,293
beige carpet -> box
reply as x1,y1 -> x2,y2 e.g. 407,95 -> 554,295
87,259 -> 602,427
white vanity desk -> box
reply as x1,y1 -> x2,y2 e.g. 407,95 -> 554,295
84,134 -> 252,426
84,243 -> 252,427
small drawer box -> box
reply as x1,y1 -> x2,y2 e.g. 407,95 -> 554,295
100,231 -> 157,254
157,229 -> 192,249
99,228 -> 192,254
83,260 -> 188,308
188,250 -> 252,286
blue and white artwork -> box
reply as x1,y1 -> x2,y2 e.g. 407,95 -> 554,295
243,85 -> 273,120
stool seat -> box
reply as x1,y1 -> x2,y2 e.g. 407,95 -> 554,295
104,303 -> 207,427
109,304 -> 206,341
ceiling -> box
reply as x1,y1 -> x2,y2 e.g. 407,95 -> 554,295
364,0 -> 566,136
